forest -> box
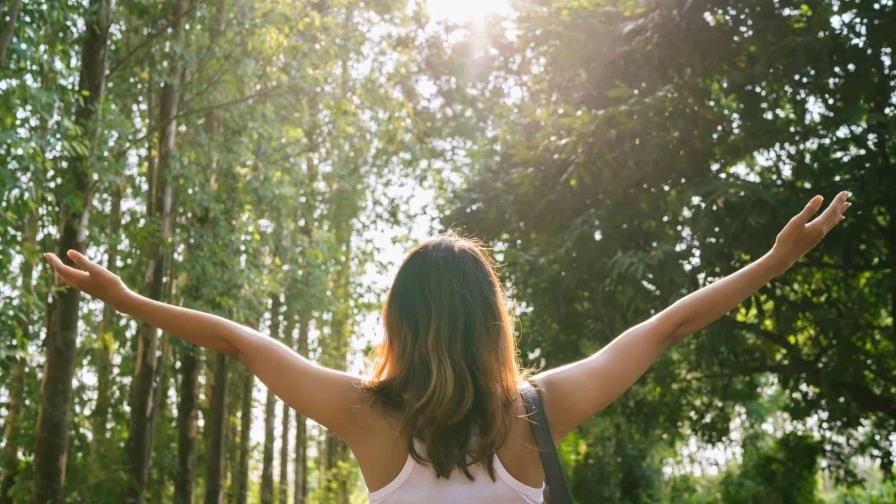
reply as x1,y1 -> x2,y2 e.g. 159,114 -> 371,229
1,0 -> 894,502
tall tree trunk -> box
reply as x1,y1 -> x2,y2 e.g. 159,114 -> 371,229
292,315 -> 309,504
260,294 -> 281,504
124,0 -> 186,500
225,364 -> 243,503
174,345 -> 200,504
204,353 -> 229,504
324,433 -> 349,503
322,200 -> 353,504
0,0 -> 21,67
197,0 -> 229,500
31,0 -> 111,500
88,184 -> 121,484
320,20 -> 360,501
292,159 -> 315,504
235,366 -> 254,504
278,401 -> 291,504
317,435 -> 325,500
149,334 -> 174,504
261,391 -> 277,504
174,198 -> 212,504
278,309 -> 294,504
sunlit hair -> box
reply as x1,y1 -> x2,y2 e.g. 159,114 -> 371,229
361,230 -> 530,481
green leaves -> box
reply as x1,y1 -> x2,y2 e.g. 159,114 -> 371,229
440,0 -> 896,497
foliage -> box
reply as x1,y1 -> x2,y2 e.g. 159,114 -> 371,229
1,0 -> 444,501
1,0 -> 892,501
435,0 -> 896,500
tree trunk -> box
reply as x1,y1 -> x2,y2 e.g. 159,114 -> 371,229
174,345 -> 200,504
292,110 -> 319,504
322,208 -> 353,504
324,432 -> 349,503
0,0 -> 21,67
235,366 -> 254,504
293,414 -> 307,504
278,309 -> 294,504
261,392 -> 277,504
204,353 -> 229,504
196,0 -> 229,500
278,398 -> 291,504
124,0 -> 185,499
292,315 -> 309,504
149,334 -> 174,504
261,293 -> 281,504
319,29 -> 360,502
31,0 -> 111,500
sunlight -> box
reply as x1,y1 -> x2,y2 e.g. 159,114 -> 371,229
426,0 -> 513,22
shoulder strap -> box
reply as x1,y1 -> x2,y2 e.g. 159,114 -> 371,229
520,382 -> 573,504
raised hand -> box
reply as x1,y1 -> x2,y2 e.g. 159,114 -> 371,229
44,250 -> 133,311
769,190 -> 852,275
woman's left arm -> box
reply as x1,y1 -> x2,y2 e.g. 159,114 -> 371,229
534,190 -> 852,442
661,190 -> 851,343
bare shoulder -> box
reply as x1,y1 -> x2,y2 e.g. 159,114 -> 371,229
497,394 -> 546,488
528,317 -> 671,441
341,387 -> 408,492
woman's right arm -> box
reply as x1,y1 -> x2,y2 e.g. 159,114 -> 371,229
44,250 -> 372,443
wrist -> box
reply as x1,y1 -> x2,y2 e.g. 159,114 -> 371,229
113,288 -> 141,315
760,249 -> 790,279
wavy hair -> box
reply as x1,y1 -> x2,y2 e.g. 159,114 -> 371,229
362,231 -> 529,481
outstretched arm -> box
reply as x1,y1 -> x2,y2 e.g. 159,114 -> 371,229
532,191 -> 853,443
43,250 -> 370,442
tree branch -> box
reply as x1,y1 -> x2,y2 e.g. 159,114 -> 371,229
109,86 -> 290,162
106,4 -> 198,78
731,318 -> 896,418
796,258 -> 892,273
0,0 -> 22,67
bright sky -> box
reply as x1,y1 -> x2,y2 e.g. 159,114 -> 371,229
426,0 -> 513,22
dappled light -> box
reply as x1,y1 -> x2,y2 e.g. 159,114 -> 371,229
2,0 -> 894,502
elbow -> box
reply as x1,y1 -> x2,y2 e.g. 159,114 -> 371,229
648,313 -> 686,349
664,327 -> 686,348
227,326 -> 260,364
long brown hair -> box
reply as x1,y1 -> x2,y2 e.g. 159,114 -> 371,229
362,231 -> 529,481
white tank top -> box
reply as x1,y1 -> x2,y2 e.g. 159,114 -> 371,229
368,438 -> 545,503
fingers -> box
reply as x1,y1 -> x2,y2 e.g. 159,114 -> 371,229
794,195 -> 824,224
66,249 -> 97,272
43,252 -> 89,286
811,190 -> 851,231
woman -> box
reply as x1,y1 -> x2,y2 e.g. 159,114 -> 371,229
45,191 -> 852,503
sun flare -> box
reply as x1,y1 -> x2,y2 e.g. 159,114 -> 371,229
426,0 -> 513,22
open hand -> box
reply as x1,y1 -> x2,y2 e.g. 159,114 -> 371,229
769,190 -> 852,275
44,250 -> 133,311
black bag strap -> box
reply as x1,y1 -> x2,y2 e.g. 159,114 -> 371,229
520,382 -> 573,504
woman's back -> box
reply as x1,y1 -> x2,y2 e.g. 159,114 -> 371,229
356,391 -> 547,503
368,437 -> 544,503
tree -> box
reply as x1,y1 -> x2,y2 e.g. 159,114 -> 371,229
261,294 -> 281,504
124,1 -> 187,499
204,352 -> 228,504
719,432 -> 823,504
31,0 -> 111,500
440,0 -> 895,497
0,0 -> 22,67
